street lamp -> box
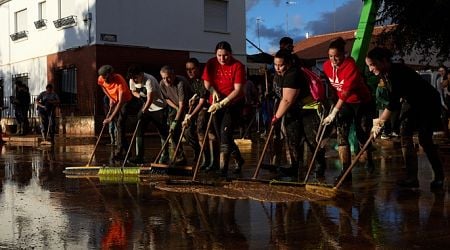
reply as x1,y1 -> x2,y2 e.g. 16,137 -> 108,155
256,17 -> 262,49
286,1 -> 297,35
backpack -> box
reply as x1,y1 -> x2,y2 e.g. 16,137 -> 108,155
300,67 -> 326,102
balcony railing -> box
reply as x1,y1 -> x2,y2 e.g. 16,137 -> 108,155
34,19 -> 47,29
10,31 -> 28,41
53,15 -> 77,29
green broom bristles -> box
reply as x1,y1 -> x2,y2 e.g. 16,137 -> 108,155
98,167 -> 141,176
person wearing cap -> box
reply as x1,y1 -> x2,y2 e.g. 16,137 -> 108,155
182,58 -> 218,170
36,84 -> 60,143
127,65 -> 169,164
159,65 -> 194,165
97,65 -> 133,161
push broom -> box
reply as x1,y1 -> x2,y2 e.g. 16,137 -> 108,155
97,118 -> 141,178
305,133 -> 375,199
64,108 -> 113,176
40,110 -> 53,146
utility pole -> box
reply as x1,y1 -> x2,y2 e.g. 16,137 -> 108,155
256,17 -> 262,49
285,1 -> 297,36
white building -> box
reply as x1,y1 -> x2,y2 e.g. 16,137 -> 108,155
0,0 -> 246,134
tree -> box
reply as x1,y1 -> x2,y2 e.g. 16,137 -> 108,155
374,0 -> 450,62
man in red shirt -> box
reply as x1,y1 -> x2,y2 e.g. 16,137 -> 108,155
98,65 -> 133,161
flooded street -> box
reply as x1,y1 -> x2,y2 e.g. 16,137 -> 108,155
1,135 -> 450,249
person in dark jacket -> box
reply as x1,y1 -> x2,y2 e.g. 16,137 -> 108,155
366,47 -> 445,190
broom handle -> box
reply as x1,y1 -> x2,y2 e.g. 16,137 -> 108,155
153,132 -> 172,164
304,123 -> 328,183
192,111 -> 214,181
121,119 -> 141,169
171,104 -> 195,164
86,107 -> 111,166
252,124 -> 275,180
334,133 -> 374,189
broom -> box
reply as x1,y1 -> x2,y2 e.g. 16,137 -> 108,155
165,107 -> 215,185
40,110 -> 53,146
98,118 -> 142,177
305,133 -> 374,199
303,104 -> 334,183
64,108 -> 114,176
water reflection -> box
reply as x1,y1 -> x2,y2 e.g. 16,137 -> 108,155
0,141 -> 450,249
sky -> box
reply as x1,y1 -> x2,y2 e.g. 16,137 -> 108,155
245,0 -> 364,54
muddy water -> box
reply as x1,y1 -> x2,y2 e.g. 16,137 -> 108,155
1,138 -> 450,249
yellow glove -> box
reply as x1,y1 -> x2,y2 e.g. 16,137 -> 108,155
182,114 -> 191,128
207,97 -> 230,113
371,118 -> 385,138
210,88 -> 220,103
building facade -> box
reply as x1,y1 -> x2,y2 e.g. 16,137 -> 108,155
0,0 -> 246,135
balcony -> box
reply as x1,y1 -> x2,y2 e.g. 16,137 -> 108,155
53,15 -> 77,29
10,31 -> 28,41
34,19 -> 47,29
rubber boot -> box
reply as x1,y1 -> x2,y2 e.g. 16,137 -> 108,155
16,123 -> 22,135
230,149 -> 245,174
422,144 -> 444,189
218,144 -> 230,177
159,138 -> 169,164
198,135 -> 210,170
129,137 -> 144,164
205,139 -> 219,172
335,146 -> 352,184
364,146 -> 375,174
314,148 -> 327,179
397,137 -> 419,188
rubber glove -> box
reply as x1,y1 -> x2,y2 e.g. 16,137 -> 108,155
371,118 -> 385,138
322,107 -> 339,125
182,114 -> 191,128
208,97 -> 230,113
169,120 -> 178,132
188,94 -> 198,107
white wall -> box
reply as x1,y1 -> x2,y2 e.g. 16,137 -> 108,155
0,0 -> 247,96
95,0 -> 246,60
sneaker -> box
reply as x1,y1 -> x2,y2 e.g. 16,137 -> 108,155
391,132 -> 399,137
232,158 -> 245,174
430,179 -> 444,190
381,133 -> 390,140
397,179 -> 419,188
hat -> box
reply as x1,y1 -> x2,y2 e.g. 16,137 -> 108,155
98,65 -> 114,76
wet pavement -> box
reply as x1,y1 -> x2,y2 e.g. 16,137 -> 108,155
1,134 -> 450,249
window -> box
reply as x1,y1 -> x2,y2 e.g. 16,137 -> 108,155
38,1 -> 46,20
15,9 -> 27,32
58,0 -> 75,19
55,67 -> 77,105
204,0 -> 228,33
12,73 -> 29,97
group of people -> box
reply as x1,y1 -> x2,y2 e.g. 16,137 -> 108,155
97,37 -> 446,189
97,41 -> 246,177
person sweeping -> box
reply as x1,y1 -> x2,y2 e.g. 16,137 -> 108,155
36,84 -> 59,144
366,47 -> 445,190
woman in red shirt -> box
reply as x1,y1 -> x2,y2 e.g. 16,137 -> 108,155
322,37 -> 375,183
202,41 -> 246,177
